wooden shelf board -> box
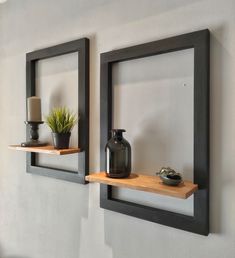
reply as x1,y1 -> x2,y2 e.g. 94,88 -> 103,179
8,145 -> 80,155
86,172 -> 198,199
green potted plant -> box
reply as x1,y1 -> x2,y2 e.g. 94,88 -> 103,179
45,107 -> 77,149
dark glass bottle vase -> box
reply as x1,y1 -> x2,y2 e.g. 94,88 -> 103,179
105,129 -> 131,178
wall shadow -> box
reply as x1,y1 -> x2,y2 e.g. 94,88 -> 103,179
209,24 -> 230,234
0,244 -> 30,258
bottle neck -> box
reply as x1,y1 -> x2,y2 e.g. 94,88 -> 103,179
112,129 -> 125,141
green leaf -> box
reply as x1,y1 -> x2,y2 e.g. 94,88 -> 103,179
45,107 -> 78,133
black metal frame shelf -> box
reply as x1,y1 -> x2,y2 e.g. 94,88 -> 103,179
26,38 -> 89,184
100,29 -> 210,235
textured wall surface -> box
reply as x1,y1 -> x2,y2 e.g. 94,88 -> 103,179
0,0 -> 235,257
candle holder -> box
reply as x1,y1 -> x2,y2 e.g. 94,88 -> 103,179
21,121 -> 48,147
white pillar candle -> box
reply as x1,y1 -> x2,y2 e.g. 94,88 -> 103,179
27,96 -> 42,121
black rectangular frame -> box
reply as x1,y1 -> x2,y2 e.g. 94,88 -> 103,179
100,30 -> 210,235
26,38 -> 89,184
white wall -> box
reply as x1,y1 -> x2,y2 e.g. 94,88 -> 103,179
112,48 -> 194,216
36,52 -> 79,172
0,0 -> 235,258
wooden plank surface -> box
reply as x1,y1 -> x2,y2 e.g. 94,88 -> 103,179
8,145 -> 80,155
86,172 -> 198,199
